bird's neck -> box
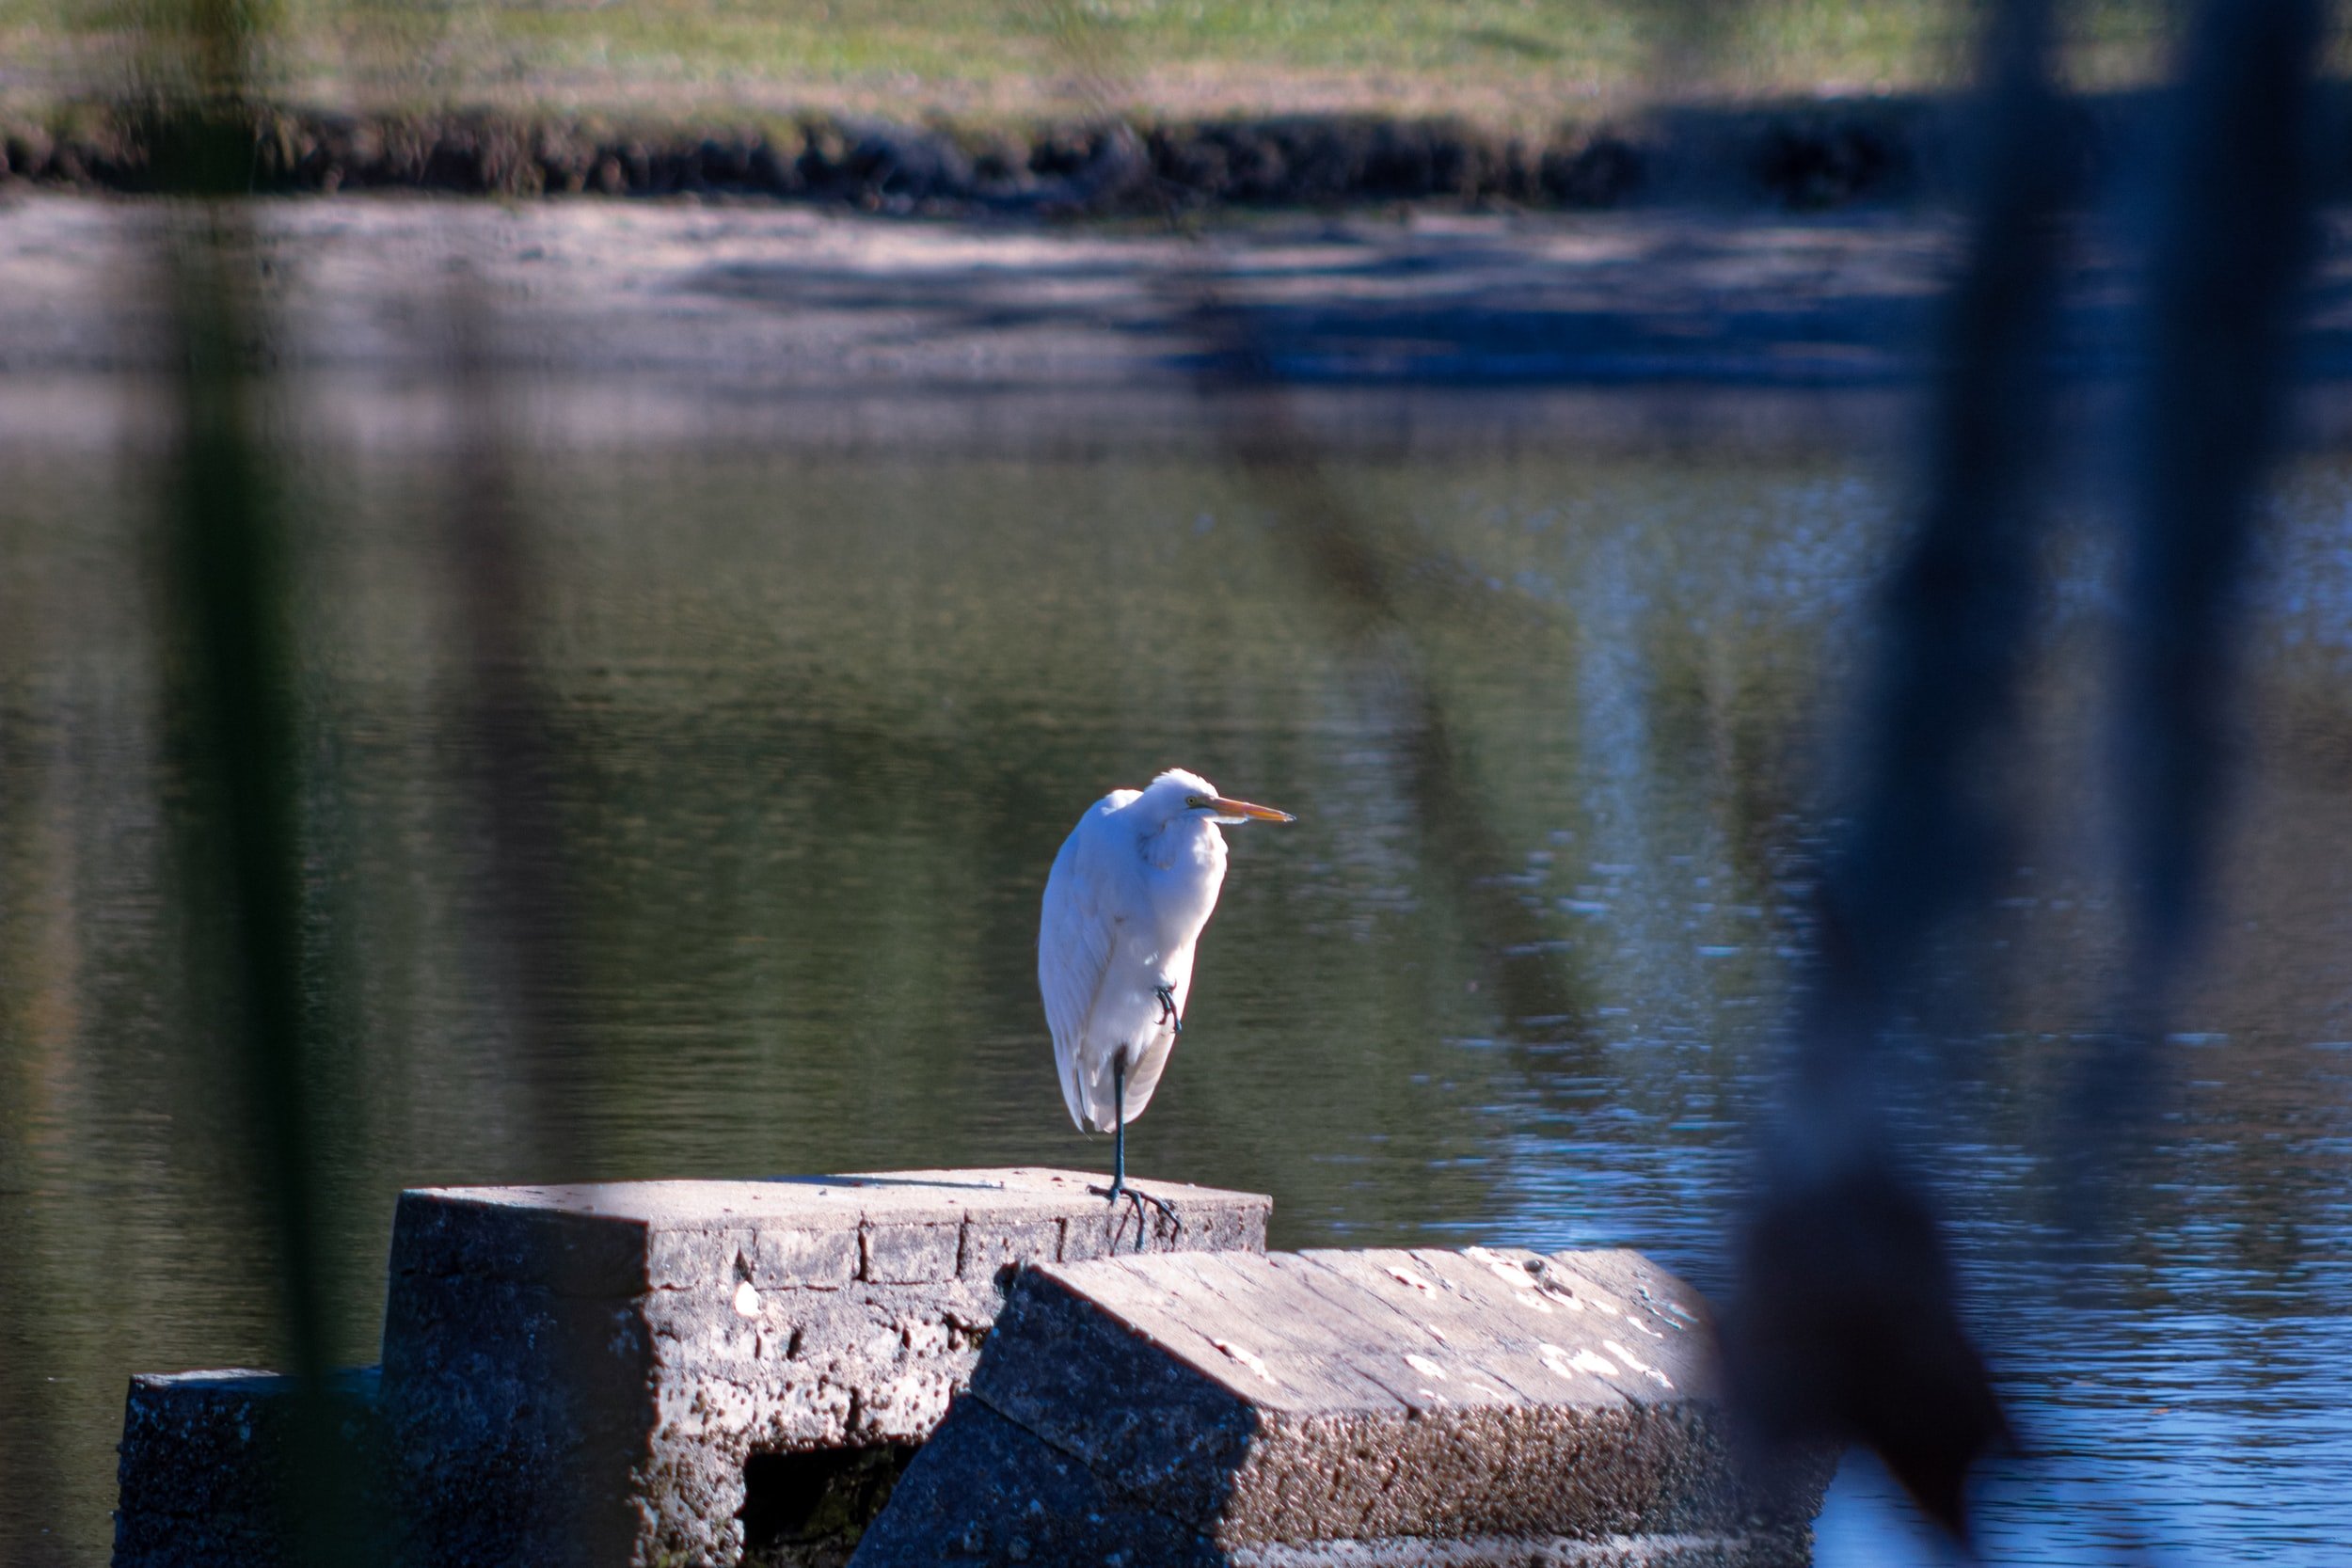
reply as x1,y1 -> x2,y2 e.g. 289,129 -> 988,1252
1147,816 -> 1224,875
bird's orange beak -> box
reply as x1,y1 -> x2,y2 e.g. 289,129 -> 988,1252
1209,796 -> 1295,822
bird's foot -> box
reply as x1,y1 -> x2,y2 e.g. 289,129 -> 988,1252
1089,1179 -> 1183,1253
1153,983 -> 1183,1034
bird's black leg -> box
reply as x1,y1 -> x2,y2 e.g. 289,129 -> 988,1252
1089,1057 -> 1180,1252
1111,1068 -> 1127,1201
1154,982 -> 1182,1034
1091,1059 -> 1131,1206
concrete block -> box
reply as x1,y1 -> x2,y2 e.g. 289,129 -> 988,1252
1225,1535 -> 1822,1565
956,1217 -> 1062,1283
378,1167 -> 1269,1568
850,1247 -> 1835,1568
111,1369 -> 384,1568
862,1221 -> 961,1284
753,1227 -> 864,1290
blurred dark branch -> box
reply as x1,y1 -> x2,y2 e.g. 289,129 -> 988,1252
1029,0 -> 1131,120
1627,0 -> 1759,95
1797,0 -> 2073,1129
1038,0 -> 1591,1050
0,775 -> 72,1565
1191,378 -> 1588,1043
156,209 -> 359,1566
1728,0 -> 2327,1544
143,0 -> 365,1560
2080,0 -> 2324,1180
1726,0 -> 2071,1538
438,276 -> 596,1180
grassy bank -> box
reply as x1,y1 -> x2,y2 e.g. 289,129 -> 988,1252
3,1 -> 2193,124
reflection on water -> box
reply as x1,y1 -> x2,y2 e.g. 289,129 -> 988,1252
2,421 -> 2349,1563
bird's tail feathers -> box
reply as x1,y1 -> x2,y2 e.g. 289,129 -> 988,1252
1056,1039 -> 1095,1133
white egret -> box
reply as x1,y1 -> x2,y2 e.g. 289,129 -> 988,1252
1039,768 -> 1293,1228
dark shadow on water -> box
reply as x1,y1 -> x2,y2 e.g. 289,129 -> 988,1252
677,220 -> 2352,392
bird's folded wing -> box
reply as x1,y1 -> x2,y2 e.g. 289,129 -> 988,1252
1040,828 -> 1118,1131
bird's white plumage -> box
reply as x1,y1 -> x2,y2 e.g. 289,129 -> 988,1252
1040,768 -> 1259,1133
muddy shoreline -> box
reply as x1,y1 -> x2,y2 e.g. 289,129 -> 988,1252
0,85 -> 2288,213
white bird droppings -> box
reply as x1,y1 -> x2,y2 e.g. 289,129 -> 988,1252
1404,1353 -> 1446,1379
732,1280 -> 762,1319
1605,1339 -> 1674,1388
1215,1339 -> 1278,1385
1540,1341 -> 1622,1380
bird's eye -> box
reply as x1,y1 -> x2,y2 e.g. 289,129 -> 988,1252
1185,795 -> 1204,809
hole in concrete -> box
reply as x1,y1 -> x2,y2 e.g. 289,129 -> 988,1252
739,1443 -> 918,1567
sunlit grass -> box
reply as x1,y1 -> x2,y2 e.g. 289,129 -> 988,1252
0,0 -> 2208,119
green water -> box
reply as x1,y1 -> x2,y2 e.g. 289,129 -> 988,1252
3,424 -> 2349,1562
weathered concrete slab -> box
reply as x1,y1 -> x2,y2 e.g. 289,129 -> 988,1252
1227,1535 -> 1809,1565
377,1167 -> 1269,1568
111,1369 -> 384,1568
850,1246 -> 1833,1567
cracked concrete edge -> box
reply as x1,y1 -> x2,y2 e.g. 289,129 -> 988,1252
850,1251 -> 1836,1566
384,1171 -> 1269,1293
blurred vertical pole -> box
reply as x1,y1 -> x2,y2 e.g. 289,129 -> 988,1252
438,269 -> 594,1183
146,0 -> 365,1560
2080,0 -> 2323,1186
402,251 -> 602,1567
0,644 -> 74,1548
158,217 -> 356,1566
1723,0 -> 2069,1539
